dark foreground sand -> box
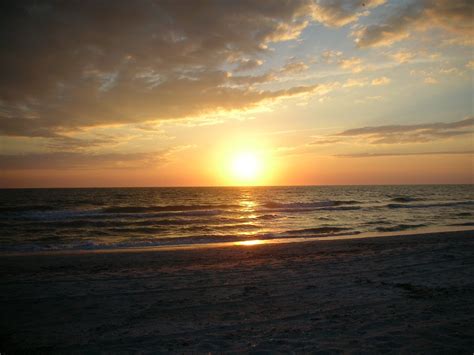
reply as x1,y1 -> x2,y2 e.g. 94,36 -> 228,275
1,230 -> 474,353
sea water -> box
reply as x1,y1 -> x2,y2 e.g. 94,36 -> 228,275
0,185 -> 473,252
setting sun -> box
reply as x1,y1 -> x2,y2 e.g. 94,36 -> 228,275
1,1 -> 473,353
230,152 -> 262,184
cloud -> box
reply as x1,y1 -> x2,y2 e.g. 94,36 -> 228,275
0,151 -> 168,170
388,49 -> 441,65
44,135 -> 119,151
321,50 -> 341,63
354,95 -> 384,104
466,60 -> 474,69
310,137 -> 342,145
233,58 -> 264,72
353,0 -> 474,48
342,77 -> 390,88
337,150 -> 474,158
371,76 -> 391,85
321,51 -> 366,73
424,77 -> 438,85
280,61 -> 310,75
311,0 -> 386,27
227,72 -> 277,86
439,67 -> 461,76
338,57 -> 364,73
343,78 -> 367,88
336,116 -> 474,144
390,50 -> 416,63
0,0 -> 330,141
409,68 -> 442,84
277,118 -> 474,157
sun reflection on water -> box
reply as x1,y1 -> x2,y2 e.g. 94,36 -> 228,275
239,200 -> 256,211
234,239 -> 265,246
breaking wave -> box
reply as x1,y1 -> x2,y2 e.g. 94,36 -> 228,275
387,201 -> 474,209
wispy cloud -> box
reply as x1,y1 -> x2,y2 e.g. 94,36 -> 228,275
389,50 -> 416,63
335,117 -> 474,144
233,58 -> 264,72
311,0 -> 386,27
371,76 -> 391,86
343,78 -> 367,88
275,118 -> 474,158
279,61 -> 310,75
337,150 -> 474,158
424,77 -> 438,85
0,151 -> 168,170
338,57 -> 364,73
353,0 -> 473,48
342,76 -> 390,88
321,51 -> 366,73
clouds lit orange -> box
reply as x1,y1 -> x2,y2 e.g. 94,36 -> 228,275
0,0 -> 472,187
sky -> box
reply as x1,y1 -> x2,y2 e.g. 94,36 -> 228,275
0,0 -> 473,187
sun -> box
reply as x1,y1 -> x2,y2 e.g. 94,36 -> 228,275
230,152 -> 262,183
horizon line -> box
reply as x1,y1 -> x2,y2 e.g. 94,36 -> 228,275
0,182 -> 473,189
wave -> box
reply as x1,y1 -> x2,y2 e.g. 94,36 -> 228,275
0,205 -> 57,213
102,204 -> 240,214
455,212 -> 472,217
279,226 -> 351,235
322,206 -> 361,211
263,200 -> 360,209
107,226 -> 167,234
0,236 -> 239,252
102,209 -> 227,219
256,214 -> 280,220
386,201 -> 474,209
376,224 -> 426,232
3,208 -> 230,221
260,206 -> 361,213
4,209 -> 106,221
1,204 -> 241,220
0,228 -> 357,252
214,223 -> 261,231
365,220 -> 390,225
259,200 -> 361,213
389,196 -> 422,203
448,222 -> 474,227
74,199 -> 106,206
0,215 -> 274,232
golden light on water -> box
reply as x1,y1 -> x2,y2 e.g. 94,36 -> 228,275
234,239 -> 265,246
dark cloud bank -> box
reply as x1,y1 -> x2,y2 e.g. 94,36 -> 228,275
0,0 -> 343,138
1,0 -> 470,139
0,0 -> 406,140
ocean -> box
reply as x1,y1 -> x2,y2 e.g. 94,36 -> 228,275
0,185 -> 473,252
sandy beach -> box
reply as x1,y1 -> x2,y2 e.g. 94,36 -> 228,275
1,230 -> 473,353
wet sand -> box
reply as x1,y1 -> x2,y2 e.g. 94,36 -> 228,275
1,230 -> 474,353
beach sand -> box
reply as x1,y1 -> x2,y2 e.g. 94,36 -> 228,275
1,230 -> 473,353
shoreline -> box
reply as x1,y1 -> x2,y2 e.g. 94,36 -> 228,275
3,225 -> 474,257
